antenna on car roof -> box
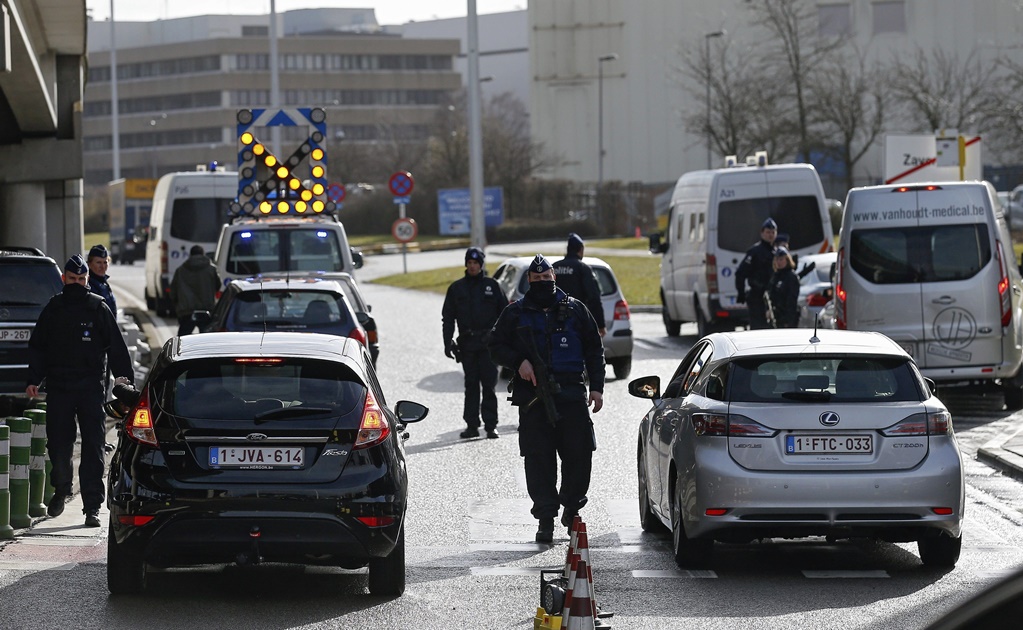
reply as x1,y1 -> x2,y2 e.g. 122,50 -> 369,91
810,313 -> 820,344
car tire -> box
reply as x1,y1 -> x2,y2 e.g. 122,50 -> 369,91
611,357 -> 632,380
156,298 -> 172,318
671,476 -> 712,568
638,447 -> 666,533
695,304 -> 715,338
107,528 -> 147,595
145,293 -> 155,311
662,301 -> 681,337
1004,384 -> 1023,411
368,524 -> 406,596
918,532 -> 962,568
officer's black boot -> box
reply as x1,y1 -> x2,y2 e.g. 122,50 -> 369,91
459,427 -> 480,439
535,518 -> 555,543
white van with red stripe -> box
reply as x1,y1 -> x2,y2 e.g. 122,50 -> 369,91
835,181 -> 1023,408
650,158 -> 833,337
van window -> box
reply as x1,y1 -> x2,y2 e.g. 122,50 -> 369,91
850,224 -> 991,284
717,196 -> 824,251
170,198 -> 232,242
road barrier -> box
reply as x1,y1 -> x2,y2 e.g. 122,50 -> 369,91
6,416 -> 31,528
0,424 -> 12,539
25,409 -> 47,517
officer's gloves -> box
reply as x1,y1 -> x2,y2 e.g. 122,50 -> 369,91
736,291 -> 746,304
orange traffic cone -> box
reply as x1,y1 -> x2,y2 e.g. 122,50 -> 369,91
574,526 -> 597,617
564,559 -> 596,629
561,552 -> 579,619
563,515 -> 581,577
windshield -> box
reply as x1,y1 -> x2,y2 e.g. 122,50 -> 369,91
718,196 -> 824,251
0,264 -> 62,306
728,357 -> 924,403
170,198 -> 231,242
850,224 -> 991,284
226,228 -> 344,275
226,290 -> 355,333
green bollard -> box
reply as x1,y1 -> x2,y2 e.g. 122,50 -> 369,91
0,424 -> 13,539
34,402 -> 46,410
25,409 -> 47,517
8,417 -> 31,529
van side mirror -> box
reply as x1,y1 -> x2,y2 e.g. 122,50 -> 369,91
648,233 -> 667,254
351,248 -> 364,269
191,310 -> 212,329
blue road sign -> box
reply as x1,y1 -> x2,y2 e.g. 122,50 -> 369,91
437,188 -> 504,235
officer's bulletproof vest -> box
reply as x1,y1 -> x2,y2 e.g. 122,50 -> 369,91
46,293 -> 107,383
519,301 -> 585,375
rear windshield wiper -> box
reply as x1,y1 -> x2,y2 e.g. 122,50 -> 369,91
0,300 -> 43,306
254,405 -> 335,423
781,391 -> 832,402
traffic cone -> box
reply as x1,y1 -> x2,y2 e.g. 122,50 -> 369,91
574,526 -> 598,619
564,559 -> 596,629
560,552 -> 580,619
563,515 -> 581,577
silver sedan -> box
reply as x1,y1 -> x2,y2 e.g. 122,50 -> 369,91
630,328 -> 964,568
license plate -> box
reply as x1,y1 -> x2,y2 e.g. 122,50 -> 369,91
0,328 -> 31,342
786,434 -> 873,455
210,446 -> 304,468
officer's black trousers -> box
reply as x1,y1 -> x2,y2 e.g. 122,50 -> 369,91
747,294 -> 770,330
45,384 -> 106,512
517,392 -> 593,521
461,349 -> 498,430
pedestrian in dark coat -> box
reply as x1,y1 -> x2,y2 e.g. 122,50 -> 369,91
26,255 -> 134,527
442,247 -> 507,439
735,217 -> 779,329
552,233 -> 606,336
768,247 -> 800,328
488,254 -> 605,543
171,245 -> 221,336
86,244 -> 117,315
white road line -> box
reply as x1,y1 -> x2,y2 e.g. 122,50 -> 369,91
802,570 -> 889,578
470,566 -> 560,576
632,569 -> 717,578
0,561 -> 77,571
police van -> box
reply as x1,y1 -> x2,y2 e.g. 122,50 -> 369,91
650,154 -> 834,337
835,180 -> 1023,408
144,166 -> 236,316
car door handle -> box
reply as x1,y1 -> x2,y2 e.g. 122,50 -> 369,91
931,296 -> 956,305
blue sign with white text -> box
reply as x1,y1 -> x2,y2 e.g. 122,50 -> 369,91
437,187 -> 504,235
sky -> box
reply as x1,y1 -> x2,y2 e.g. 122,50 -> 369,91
86,1 -> 527,26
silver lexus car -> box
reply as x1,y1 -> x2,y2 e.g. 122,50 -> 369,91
629,328 -> 964,568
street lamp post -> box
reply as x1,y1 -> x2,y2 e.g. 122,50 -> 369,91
704,31 -> 724,169
597,53 -> 618,194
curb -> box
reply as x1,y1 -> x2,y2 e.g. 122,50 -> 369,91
976,424 -> 1023,482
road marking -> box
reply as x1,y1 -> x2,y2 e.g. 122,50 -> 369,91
470,566 -> 560,576
632,569 -> 717,578
469,543 -> 552,552
0,561 -> 77,571
803,570 -> 889,578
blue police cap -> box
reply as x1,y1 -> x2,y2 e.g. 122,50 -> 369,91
774,247 -> 790,257
530,254 -> 552,274
774,232 -> 789,244
762,217 -> 778,230
465,247 -> 485,263
65,254 -> 87,274
88,244 -> 109,260
567,232 -> 584,253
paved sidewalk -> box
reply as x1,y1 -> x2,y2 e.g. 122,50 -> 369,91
978,421 -> 1023,481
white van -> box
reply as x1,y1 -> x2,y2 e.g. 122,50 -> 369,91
144,168 -> 237,316
651,160 -> 834,336
835,181 -> 1023,408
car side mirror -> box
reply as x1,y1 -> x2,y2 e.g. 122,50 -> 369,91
924,377 -> 938,397
356,311 -> 371,326
191,311 -> 212,329
628,375 -> 661,400
649,233 -> 667,254
395,400 -> 429,424
351,248 -> 364,269
103,399 -> 130,420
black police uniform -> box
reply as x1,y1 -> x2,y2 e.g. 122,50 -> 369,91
488,260 -> 605,534
27,279 -> 133,518
735,239 -> 776,329
87,273 -> 117,315
552,254 -> 606,330
769,266 -> 800,328
442,251 -> 507,435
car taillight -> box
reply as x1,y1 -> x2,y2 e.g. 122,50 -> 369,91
348,326 -> 368,347
706,254 -> 719,293
117,515 -> 156,527
614,299 -> 630,321
880,411 -> 951,437
354,390 -> 389,449
835,248 -> 847,329
996,242 -> 1012,327
356,516 -> 396,528
692,413 -> 777,437
126,387 -> 158,447
367,328 -> 378,344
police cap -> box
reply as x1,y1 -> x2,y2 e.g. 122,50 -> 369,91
567,232 -> 584,254
465,247 -> 485,263
762,217 -> 778,230
530,254 -> 552,274
65,254 -> 88,274
88,244 -> 109,260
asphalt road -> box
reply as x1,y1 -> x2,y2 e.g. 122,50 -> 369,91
2,251 -> 1022,629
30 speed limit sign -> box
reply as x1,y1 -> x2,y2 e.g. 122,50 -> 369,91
392,217 -> 418,243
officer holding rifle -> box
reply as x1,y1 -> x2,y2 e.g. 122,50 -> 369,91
488,254 -> 605,543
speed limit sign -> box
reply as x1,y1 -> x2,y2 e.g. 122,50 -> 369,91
392,217 -> 418,243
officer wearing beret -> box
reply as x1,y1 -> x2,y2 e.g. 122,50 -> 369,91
26,255 -> 134,527
735,217 -> 779,329
768,247 -> 800,328
86,244 -> 117,315
442,247 -> 507,439
552,233 -> 606,337
488,254 -> 605,543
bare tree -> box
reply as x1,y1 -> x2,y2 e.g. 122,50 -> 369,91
811,50 -> 887,192
980,56 -> 1023,163
886,47 -> 993,133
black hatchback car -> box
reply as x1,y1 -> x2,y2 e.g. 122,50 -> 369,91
106,332 -> 427,596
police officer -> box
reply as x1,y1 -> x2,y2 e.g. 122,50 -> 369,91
768,247 -> 800,328
552,233 -> 606,337
86,244 -> 117,315
26,255 -> 134,527
171,244 -> 221,336
442,247 -> 506,439
488,254 -> 605,543
735,217 -> 779,329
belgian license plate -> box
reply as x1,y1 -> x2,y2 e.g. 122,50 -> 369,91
210,446 -> 304,468
0,328 -> 31,342
786,434 -> 873,455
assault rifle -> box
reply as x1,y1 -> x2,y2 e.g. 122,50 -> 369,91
516,326 -> 561,425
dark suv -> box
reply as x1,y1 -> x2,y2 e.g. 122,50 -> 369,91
106,332 -> 427,595
0,247 -> 62,411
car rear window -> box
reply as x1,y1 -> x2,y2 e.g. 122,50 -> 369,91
227,290 -> 354,333
227,229 -> 344,275
0,263 -> 62,306
728,357 -> 923,403
717,196 -> 824,251
170,198 -> 232,242
850,224 -> 991,284
153,358 -> 365,420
